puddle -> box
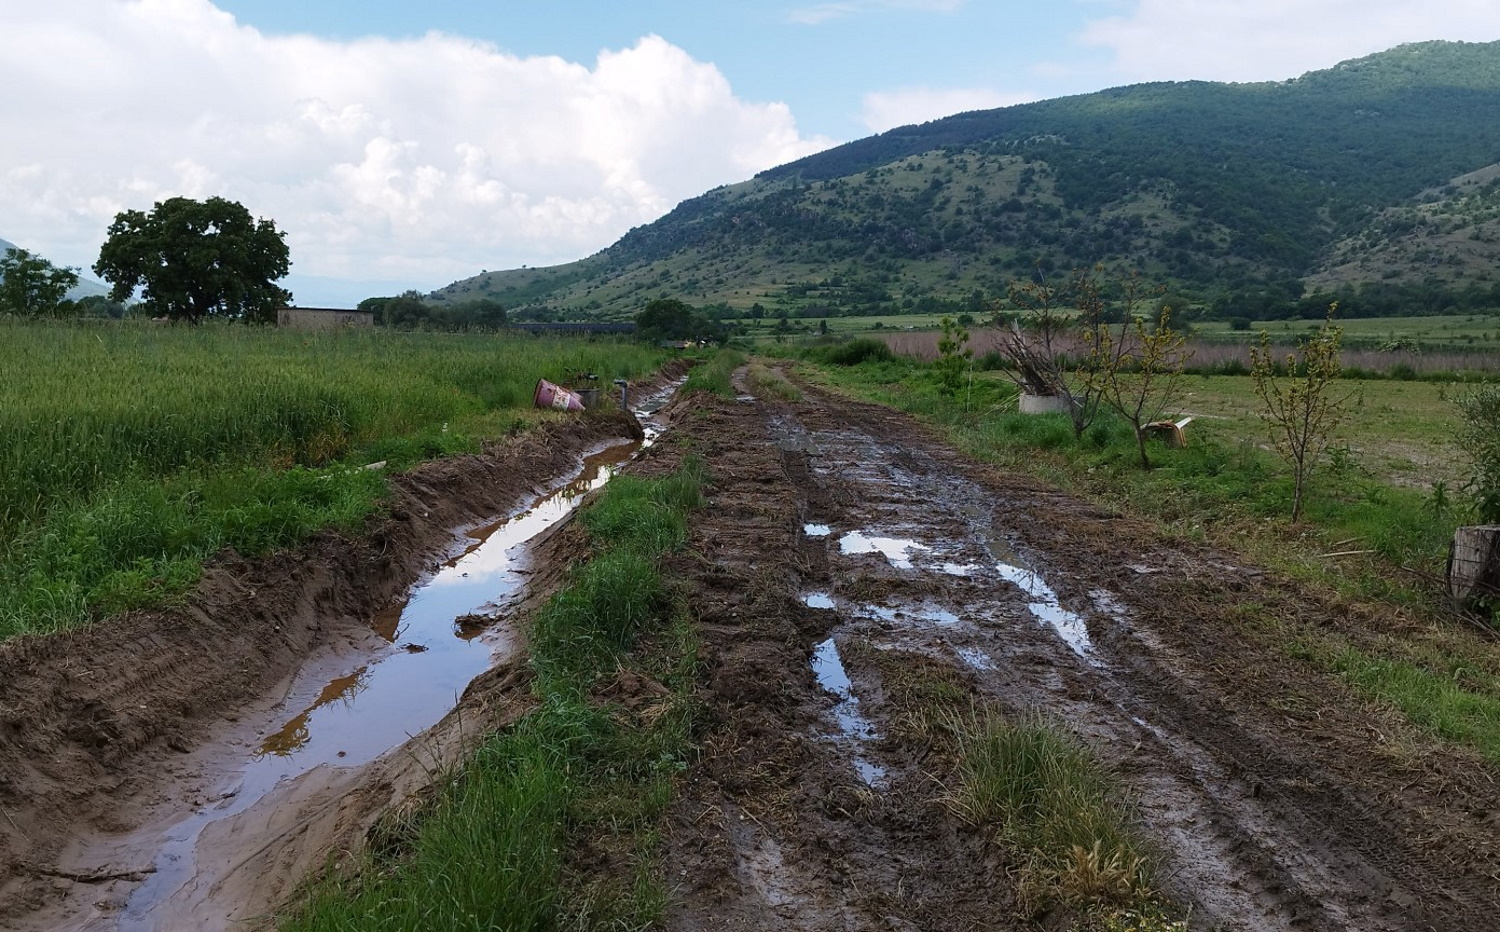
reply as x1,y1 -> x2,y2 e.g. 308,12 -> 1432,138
802,592 -> 836,610
803,523 -> 832,537
119,383 -> 682,928
838,530 -> 929,570
994,562 -> 1093,656
853,602 -> 960,627
955,646 -> 994,670
941,562 -> 981,576
810,637 -> 885,786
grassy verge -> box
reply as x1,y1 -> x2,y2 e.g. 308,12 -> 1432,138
743,362 -> 803,402
0,320 -> 662,638
794,349 -> 1500,772
681,348 -> 747,397
280,458 -> 705,931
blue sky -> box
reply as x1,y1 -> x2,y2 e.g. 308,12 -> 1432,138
4,1 -> 1500,306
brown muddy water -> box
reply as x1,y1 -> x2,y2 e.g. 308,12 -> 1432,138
100,384 -> 681,931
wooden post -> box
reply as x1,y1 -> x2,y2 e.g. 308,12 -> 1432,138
1447,525 -> 1500,602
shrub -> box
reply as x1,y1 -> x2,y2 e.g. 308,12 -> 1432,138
819,338 -> 895,366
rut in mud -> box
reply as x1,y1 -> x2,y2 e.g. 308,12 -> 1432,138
651,376 -> 1500,932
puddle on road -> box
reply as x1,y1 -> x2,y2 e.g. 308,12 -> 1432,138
803,592 -> 836,610
994,562 -> 1093,656
853,602 -> 960,627
941,562 -> 980,576
803,523 -> 832,538
838,531 -> 929,570
810,638 -> 885,786
955,646 -> 994,671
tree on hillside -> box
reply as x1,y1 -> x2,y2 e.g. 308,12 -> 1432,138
94,197 -> 291,323
0,248 -> 80,318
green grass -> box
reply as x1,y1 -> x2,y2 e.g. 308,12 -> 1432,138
681,348 -> 746,397
281,458 -> 706,932
0,319 -> 663,638
949,708 -> 1179,926
1334,648 -> 1500,764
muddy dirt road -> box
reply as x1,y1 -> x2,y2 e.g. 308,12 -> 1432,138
2,364 -> 1498,931
646,377 -> 1500,931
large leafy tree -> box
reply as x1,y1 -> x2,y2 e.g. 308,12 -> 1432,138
0,248 -> 80,318
94,196 -> 291,323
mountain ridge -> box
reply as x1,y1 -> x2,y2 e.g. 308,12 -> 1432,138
432,40 -> 1500,321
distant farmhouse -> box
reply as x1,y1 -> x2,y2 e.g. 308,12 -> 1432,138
277,307 -> 374,330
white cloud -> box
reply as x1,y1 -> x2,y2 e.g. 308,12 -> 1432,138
860,87 -> 1038,132
0,1 -> 834,302
1081,0 -> 1500,84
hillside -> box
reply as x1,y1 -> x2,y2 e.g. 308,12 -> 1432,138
432,40 -> 1500,321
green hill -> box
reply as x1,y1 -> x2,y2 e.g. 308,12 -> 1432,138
432,40 -> 1500,321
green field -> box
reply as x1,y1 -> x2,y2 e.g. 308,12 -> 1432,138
1193,313 -> 1500,349
0,320 -> 662,638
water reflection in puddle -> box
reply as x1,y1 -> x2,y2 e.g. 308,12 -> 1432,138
838,531 -> 928,570
803,592 -> 836,610
956,647 -> 994,670
854,603 -> 960,627
803,523 -> 832,538
994,562 -> 1093,656
253,440 -> 639,762
810,638 -> 885,786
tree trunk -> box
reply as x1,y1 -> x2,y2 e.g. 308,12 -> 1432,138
1447,525 -> 1500,602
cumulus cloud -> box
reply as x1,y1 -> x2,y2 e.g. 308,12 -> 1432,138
0,0 -> 833,301
1081,0 -> 1500,84
860,87 -> 1038,132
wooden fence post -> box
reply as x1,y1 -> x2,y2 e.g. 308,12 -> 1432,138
1447,525 -> 1500,602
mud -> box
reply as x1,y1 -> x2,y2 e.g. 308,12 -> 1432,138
651,373 -> 1500,931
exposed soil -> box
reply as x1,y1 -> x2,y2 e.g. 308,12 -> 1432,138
4,357 -> 1499,931
646,375 -> 1500,931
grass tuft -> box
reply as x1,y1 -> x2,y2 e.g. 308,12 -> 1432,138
948,708 -> 1168,920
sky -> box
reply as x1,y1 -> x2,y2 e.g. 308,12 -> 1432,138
4,1 -> 1500,307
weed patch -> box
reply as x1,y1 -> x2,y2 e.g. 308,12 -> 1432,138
948,708 -> 1180,927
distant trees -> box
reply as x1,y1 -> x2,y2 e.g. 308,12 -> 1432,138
359,293 -> 508,331
634,298 -> 725,342
0,248 -> 79,318
94,196 -> 291,324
